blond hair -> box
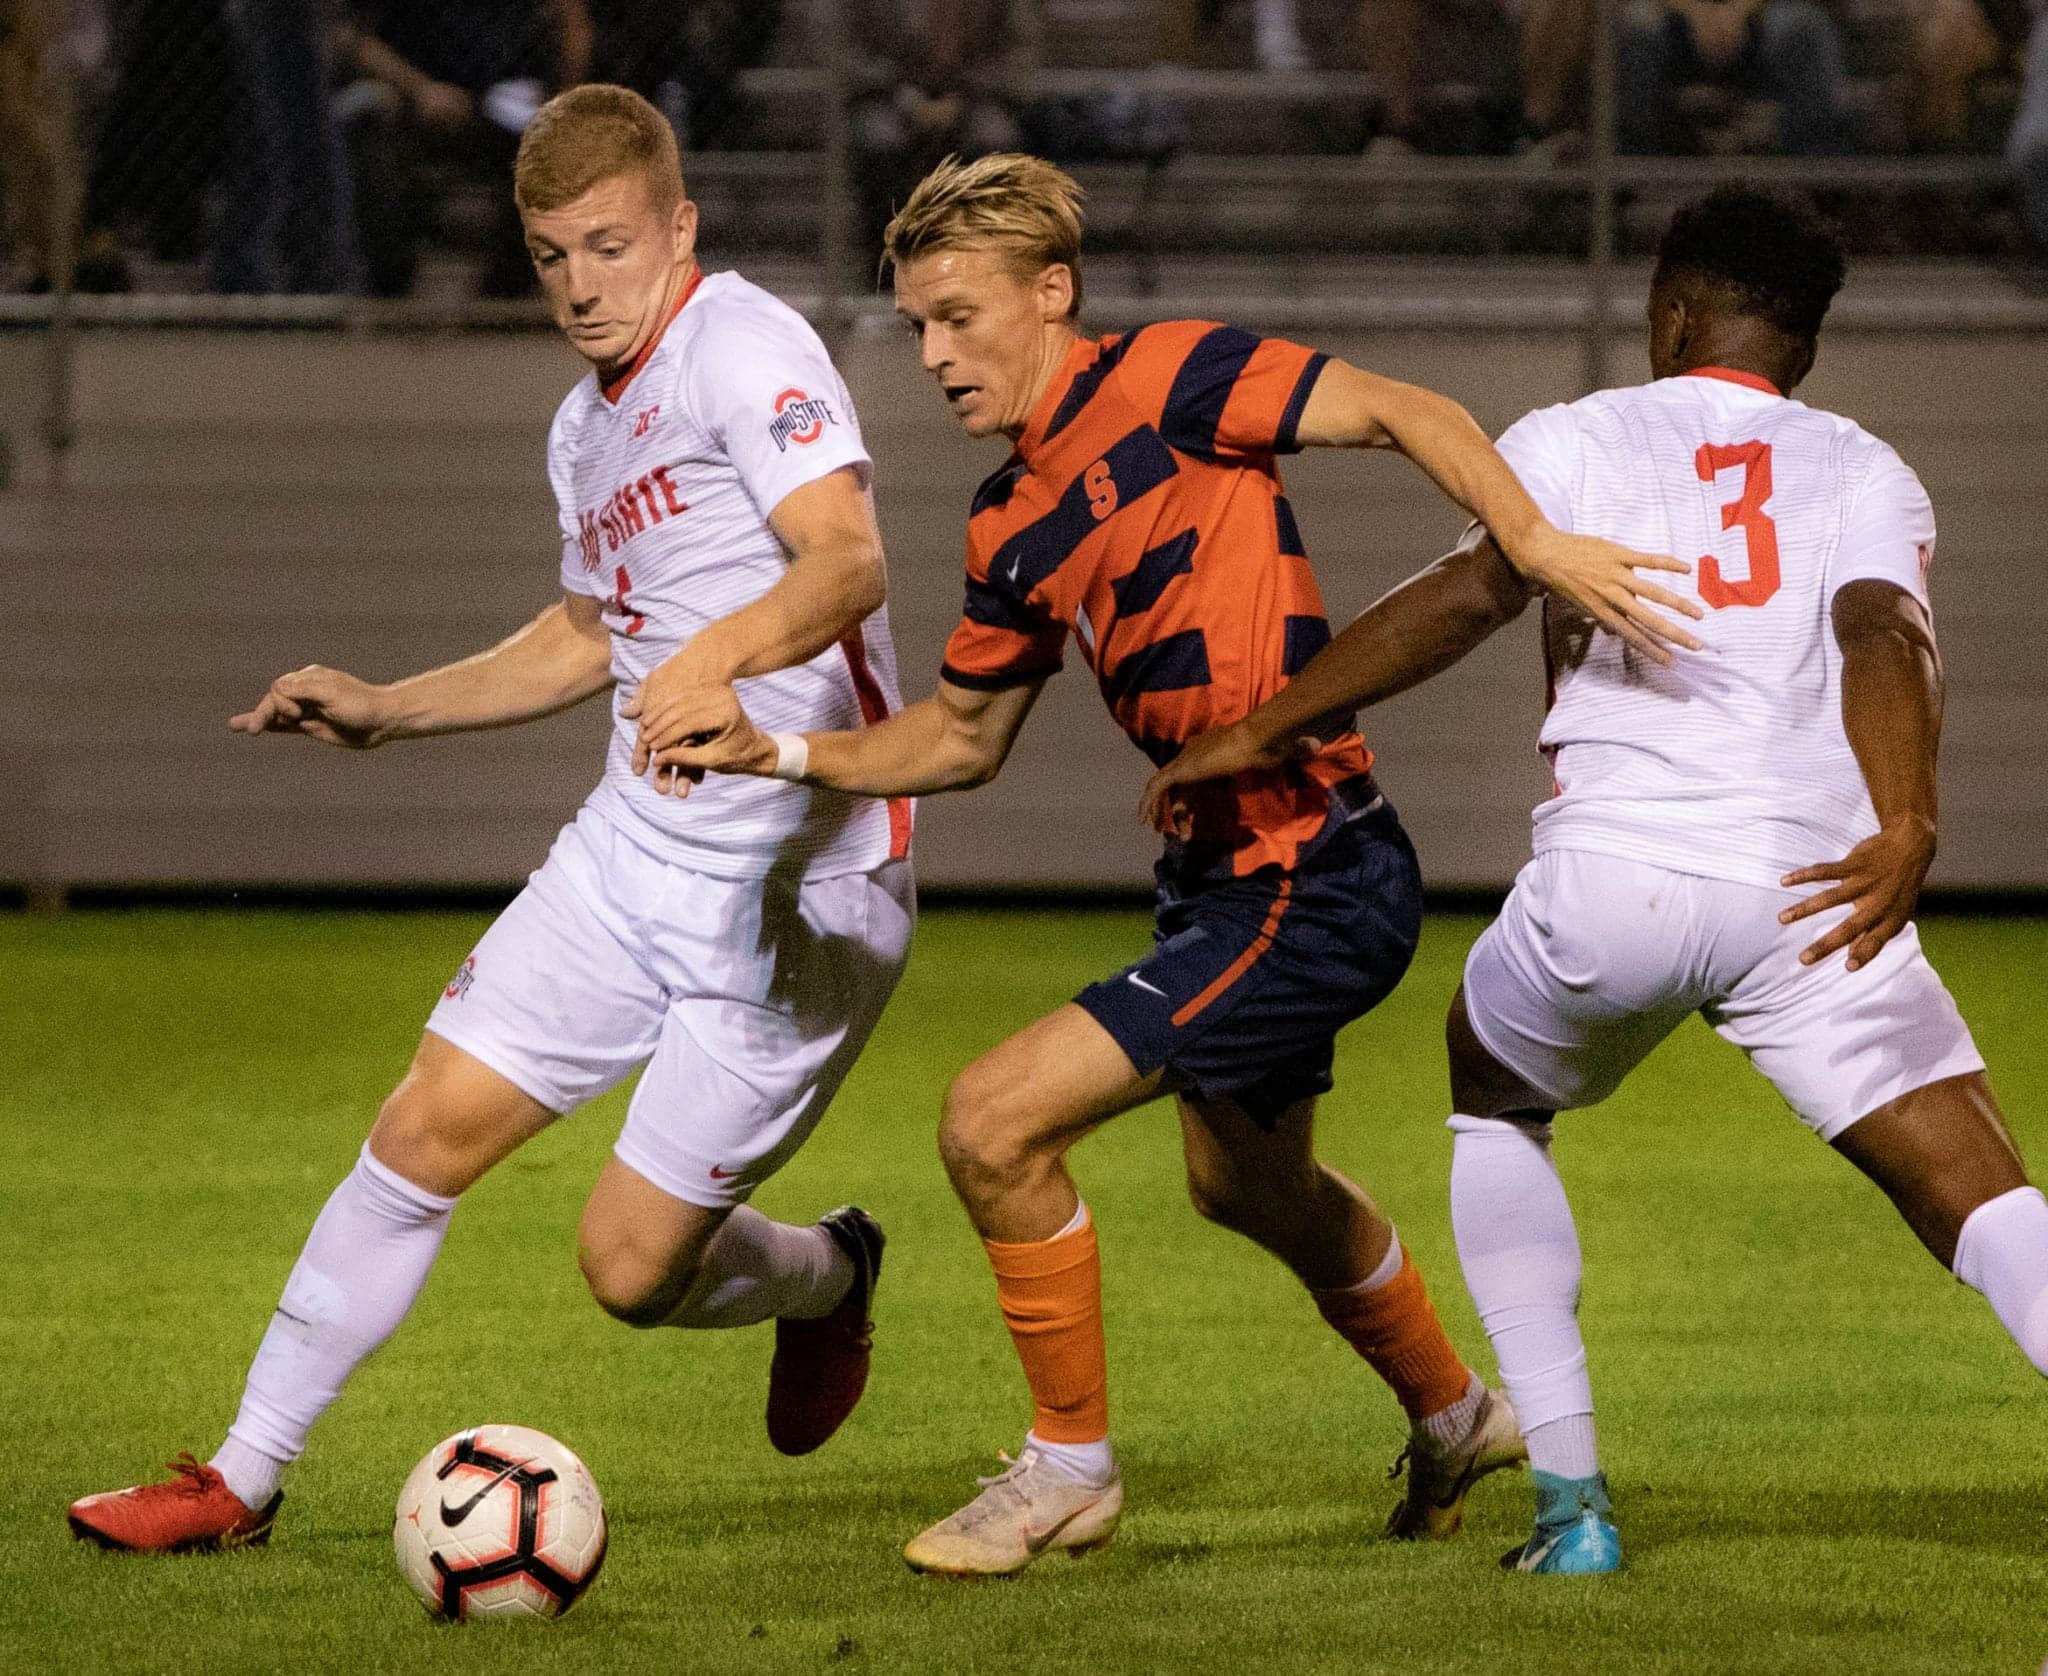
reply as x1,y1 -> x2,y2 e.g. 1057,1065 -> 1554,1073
882,153 -> 1086,315
515,84 -> 684,214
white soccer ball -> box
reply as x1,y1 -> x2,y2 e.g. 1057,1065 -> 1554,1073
393,1424 -> 608,1621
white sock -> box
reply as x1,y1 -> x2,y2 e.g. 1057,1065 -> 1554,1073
1448,1114 -> 1599,1481
662,1206 -> 853,1329
214,1143 -> 457,1508
1953,1186 -> 2048,1375
1421,1372 -> 1486,1448
1025,1430 -> 1117,1489
1526,1412 -> 1601,1480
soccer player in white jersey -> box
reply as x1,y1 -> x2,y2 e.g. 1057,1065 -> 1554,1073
67,84 -> 915,1554
1142,184 -> 2048,1575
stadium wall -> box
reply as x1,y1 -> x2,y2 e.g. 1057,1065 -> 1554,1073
0,320 -> 2039,895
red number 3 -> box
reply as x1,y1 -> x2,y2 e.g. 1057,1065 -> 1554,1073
1695,440 -> 1780,609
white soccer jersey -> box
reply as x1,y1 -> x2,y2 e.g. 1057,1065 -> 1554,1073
547,269 -> 910,880
1494,367 -> 1935,889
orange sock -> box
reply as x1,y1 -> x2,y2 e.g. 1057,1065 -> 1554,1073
983,1206 -> 1109,1444
1312,1244 -> 1472,1422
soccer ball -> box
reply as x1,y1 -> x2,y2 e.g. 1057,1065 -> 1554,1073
393,1425 -> 608,1621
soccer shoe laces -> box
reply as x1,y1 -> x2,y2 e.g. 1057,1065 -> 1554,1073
976,1449 -> 1032,1489
163,1453 -> 215,1495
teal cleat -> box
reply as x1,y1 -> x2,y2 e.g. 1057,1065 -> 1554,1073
1501,1470 -> 1622,1575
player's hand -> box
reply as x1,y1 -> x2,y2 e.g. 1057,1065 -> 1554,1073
228,666 -> 391,748
1777,813 -> 1937,971
645,687 -> 778,795
620,644 -> 738,778
1506,528 -> 1705,665
1137,723 -> 1321,839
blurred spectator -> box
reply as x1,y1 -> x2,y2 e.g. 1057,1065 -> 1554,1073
214,0 -> 361,293
2013,1 -> 2048,249
0,0 -> 73,289
1616,0 -> 1858,156
34,0 -> 356,294
336,0 -> 593,297
590,0 -> 781,150
1909,0 -> 2010,150
74,0 -> 237,290
849,0 -> 1041,247
1354,0 -> 1524,156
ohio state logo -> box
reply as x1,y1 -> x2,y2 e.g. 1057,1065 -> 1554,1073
768,387 -> 837,452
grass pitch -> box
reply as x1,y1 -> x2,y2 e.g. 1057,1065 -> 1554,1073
5,905 -> 2046,1675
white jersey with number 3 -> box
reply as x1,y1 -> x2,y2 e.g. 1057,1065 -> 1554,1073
1493,367 -> 1935,890
546,268 -> 909,881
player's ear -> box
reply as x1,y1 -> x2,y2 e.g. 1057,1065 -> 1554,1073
1648,286 -> 1687,378
1036,263 -> 1075,324
1783,336 -> 1817,393
670,194 -> 698,261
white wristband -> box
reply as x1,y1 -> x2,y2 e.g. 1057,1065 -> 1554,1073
768,732 -> 810,782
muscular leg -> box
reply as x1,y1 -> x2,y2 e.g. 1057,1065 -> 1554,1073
1444,987 -> 1606,1489
1832,1071 -> 2048,1376
213,1034 -> 558,1507
1830,1072 -> 2025,1267
934,1004 -> 1163,1464
1178,1093 -> 1390,1288
576,1159 -> 851,1330
1178,1092 -> 1477,1435
939,1002 -> 1166,1244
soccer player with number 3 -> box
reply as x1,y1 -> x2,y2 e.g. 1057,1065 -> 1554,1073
1143,186 -> 2047,1574
68,86 -> 914,1554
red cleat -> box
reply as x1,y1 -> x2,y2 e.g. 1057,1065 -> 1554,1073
68,1454 -> 282,1553
766,1206 -> 884,1457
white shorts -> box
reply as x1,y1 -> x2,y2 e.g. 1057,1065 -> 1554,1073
1463,848 -> 1984,1141
424,804 -> 914,1208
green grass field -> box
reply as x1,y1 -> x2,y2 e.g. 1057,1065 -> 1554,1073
5,906 -> 2047,1674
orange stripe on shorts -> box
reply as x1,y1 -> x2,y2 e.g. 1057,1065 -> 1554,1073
1170,878 -> 1293,1027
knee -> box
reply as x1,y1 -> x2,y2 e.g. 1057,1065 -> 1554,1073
577,1227 -> 699,1329
938,1065 -> 1042,1205
369,1080 -> 490,1198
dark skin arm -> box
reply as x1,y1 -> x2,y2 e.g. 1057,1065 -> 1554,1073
1777,578 -> 1943,970
1139,534 -> 1534,835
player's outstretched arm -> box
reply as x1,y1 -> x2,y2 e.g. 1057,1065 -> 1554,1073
227,591 -> 614,747
1779,579 -> 1944,970
1293,359 -> 1704,663
1139,535 -> 1533,834
651,676 -> 1045,799
625,465 -> 887,775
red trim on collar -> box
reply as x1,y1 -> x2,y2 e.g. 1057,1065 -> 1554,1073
600,267 -> 704,406
1682,365 -> 1782,397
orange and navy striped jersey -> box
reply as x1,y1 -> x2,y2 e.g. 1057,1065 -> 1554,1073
939,320 -> 1375,879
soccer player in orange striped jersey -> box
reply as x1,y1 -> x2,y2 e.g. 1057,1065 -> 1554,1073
644,153 -> 1702,1575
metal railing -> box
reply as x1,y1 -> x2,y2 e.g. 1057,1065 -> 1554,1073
4,0 -> 2040,490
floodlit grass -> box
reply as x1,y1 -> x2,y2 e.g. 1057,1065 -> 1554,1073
4,906 -> 2046,1674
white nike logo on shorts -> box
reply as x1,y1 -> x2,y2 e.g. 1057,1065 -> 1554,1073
1127,973 -> 1167,997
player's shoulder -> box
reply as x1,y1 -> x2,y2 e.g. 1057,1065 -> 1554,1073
684,270 -> 832,360
1115,317 -> 1240,376
1496,396 -> 1585,459
546,370 -> 603,466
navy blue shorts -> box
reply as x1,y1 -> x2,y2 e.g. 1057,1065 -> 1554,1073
1074,795 -> 1424,1127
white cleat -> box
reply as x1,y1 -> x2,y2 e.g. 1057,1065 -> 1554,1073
903,1447 -> 1123,1577
1384,1387 -> 1528,1541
